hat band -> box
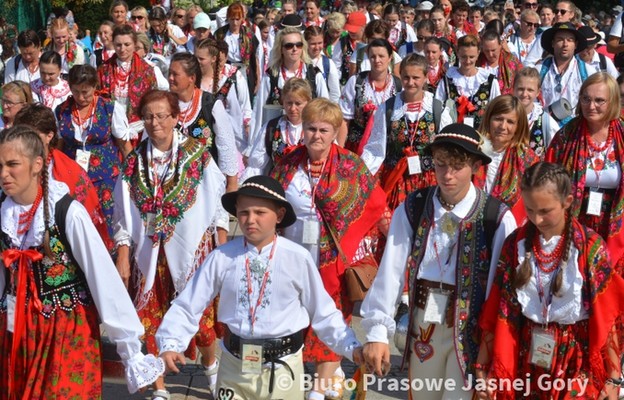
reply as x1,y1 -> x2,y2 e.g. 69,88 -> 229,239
239,182 -> 288,202
434,133 -> 480,146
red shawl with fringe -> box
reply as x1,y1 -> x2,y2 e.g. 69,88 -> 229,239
473,144 -> 539,225
477,49 -> 522,95
50,149 -> 112,248
546,118 -> 624,269
479,219 -> 624,399
271,144 -> 386,297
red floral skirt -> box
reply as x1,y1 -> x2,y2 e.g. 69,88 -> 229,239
138,250 -> 217,360
0,302 -> 102,400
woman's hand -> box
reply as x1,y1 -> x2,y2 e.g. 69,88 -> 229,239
362,342 -> 390,376
115,245 -> 131,289
160,351 -> 186,373
352,346 -> 364,366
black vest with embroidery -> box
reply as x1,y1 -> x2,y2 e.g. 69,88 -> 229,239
178,91 -> 218,164
266,64 -> 319,105
529,112 -> 546,158
339,35 -> 356,86
447,74 -> 496,128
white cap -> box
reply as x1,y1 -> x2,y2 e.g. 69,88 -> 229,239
613,5 -> 623,14
416,1 -> 434,11
193,12 -> 212,30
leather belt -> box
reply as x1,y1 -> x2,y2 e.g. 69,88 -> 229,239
223,328 -> 304,393
414,278 -> 456,327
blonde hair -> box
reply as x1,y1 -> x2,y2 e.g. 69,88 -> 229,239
268,27 -> 311,75
479,95 -> 529,148
302,98 -> 343,129
576,72 -> 621,123
514,67 -> 541,89
2,81 -> 34,104
130,6 -> 150,30
282,78 -> 313,102
325,12 -> 346,31
49,17 -> 69,35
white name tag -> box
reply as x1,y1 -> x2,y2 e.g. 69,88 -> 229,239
586,190 -> 603,216
76,149 -> 91,172
241,343 -> 263,374
423,289 -> 449,325
302,219 -> 320,245
529,327 -> 556,370
407,155 -> 422,175
6,295 -> 15,333
464,117 -> 475,128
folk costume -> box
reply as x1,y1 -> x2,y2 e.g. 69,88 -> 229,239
545,117 -> 624,270
175,88 -> 239,178
98,53 -> 157,146
473,144 -> 540,225
44,40 -> 85,76
435,67 -> 501,128
361,125 -> 516,400
155,178 -> 360,400
214,24 -> 259,103
30,77 -> 71,111
113,130 -> 230,360
0,180 -> 164,399
476,49 -> 522,95
362,91 -> 453,211
271,144 -> 386,363
340,71 -> 401,156
479,219 -> 624,399
526,102 -> 559,158
57,95 -> 124,240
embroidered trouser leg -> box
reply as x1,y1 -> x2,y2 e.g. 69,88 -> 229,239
216,346 -> 305,400
408,308 -> 472,400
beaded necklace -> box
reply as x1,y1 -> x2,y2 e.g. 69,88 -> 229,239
17,186 -> 43,235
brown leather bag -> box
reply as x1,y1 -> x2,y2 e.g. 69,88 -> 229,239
343,255 -> 378,302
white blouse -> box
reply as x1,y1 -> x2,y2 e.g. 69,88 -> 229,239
435,67 -> 501,102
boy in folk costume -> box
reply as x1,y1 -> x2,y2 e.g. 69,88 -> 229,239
156,176 -> 363,400
361,124 -> 517,399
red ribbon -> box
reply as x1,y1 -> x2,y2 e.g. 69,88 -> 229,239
2,248 -> 43,393
356,102 -> 378,156
456,96 -> 476,124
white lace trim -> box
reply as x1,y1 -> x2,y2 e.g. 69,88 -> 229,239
515,238 -> 588,325
1,180 -> 70,248
123,353 -> 165,394
446,67 -> 493,97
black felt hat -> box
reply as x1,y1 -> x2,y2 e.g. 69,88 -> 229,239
540,22 -> 588,55
424,123 -> 492,164
221,176 -> 297,228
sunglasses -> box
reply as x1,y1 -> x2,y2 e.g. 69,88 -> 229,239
555,9 -> 569,15
523,2 -> 538,7
522,20 -> 539,28
283,42 -> 304,50
175,14 -> 186,18
131,15 -> 145,20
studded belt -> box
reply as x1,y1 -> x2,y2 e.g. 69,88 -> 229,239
414,278 -> 456,328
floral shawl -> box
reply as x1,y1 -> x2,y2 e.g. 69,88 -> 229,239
477,49 -> 522,95
479,219 -> 624,399
473,144 -> 539,224
271,144 -> 387,297
545,117 -> 624,268
98,53 -> 157,123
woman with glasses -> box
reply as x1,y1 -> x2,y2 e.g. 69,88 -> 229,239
167,53 -> 238,193
147,7 -> 187,61
129,6 -> 150,33
98,24 -> 157,148
0,80 -> 33,129
30,51 -> 71,112
93,21 -> 115,67
508,9 -> 544,67
251,27 -> 327,152
546,73 -> 624,271
57,65 -> 130,240
113,89 -> 229,400
553,0 -> 576,25
399,19 -> 433,58
170,7 -> 187,29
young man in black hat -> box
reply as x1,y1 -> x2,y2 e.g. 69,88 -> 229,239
156,175 -> 363,400
360,123 -> 516,400
537,22 -> 596,111
578,25 -> 619,78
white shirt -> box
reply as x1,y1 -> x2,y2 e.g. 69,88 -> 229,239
156,236 -> 360,361
508,33 -> 543,67
484,151 -> 505,194
360,184 -> 517,343
311,55 -> 341,103
361,91 -> 453,175
609,11 -> 624,39
339,73 -> 398,120
0,180 -> 164,393
536,56 -> 598,108
584,140 -> 621,189
4,55 -> 40,84
225,31 -> 243,63
435,67 -> 501,102
586,50 -> 619,79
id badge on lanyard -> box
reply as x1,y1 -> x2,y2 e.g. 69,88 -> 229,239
529,326 -> 556,369
241,343 -> 264,374
423,289 -> 450,325
586,190 -> 603,216
76,149 -> 91,172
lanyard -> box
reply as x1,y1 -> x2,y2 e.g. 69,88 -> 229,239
534,257 -> 557,327
306,159 -> 327,211
431,215 -> 458,288
244,235 -> 278,335
149,142 -> 174,200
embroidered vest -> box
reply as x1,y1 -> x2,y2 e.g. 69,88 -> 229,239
266,64 -> 319,105
339,35 -> 355,86
447,74 -> 495,128
0,202 -> 91,318
264,117 -> 299,169
178,91 -> 218,164
529,113 -> 546,158
215,66 -> 239,107
403,188 -> 503,378
386,111 -> 436,171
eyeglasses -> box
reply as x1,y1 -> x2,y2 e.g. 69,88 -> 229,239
175,14 -> 186,19
522,20 -> 539,28
143,113 -> 172,122
523,2 -> 538,8
131,15 -> 145,20
282,42 -> 304,50
1,99 -> 24,108
579,95 -> 607,107
417,35 -> 433,41
555,9 -> 569,15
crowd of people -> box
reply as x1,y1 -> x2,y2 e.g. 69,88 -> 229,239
0,0 -> 624,399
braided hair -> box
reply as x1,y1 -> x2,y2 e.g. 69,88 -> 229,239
514,162 -> 573,296
0,126 -> 53,257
